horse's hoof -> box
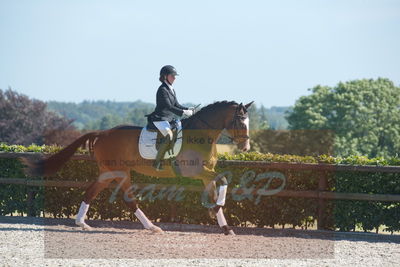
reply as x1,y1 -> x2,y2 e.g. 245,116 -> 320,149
76,221 -> 93,231
222,225 -> 235,235
149,225 -> 164,234
223,229 -> 235,235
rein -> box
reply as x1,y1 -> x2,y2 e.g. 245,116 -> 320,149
190,105 -> 249,145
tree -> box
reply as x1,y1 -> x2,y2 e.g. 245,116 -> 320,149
99,115 -> 114,130
0,88 -> 80,146
267,106 -> 290,130
258,105 -> 269,130
286,78 -> 400,157
248,103 -> 269,130
48,100 -> 156,130
126,106 -> 155,127
250,129 -> 334,156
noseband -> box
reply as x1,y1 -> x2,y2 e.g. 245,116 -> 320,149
229,107 -> 250,145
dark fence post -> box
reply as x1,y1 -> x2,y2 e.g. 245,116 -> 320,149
317,171 -> 328,230
27,187 -> 36,217
170,203 -> 177,222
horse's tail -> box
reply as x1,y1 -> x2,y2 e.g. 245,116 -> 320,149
22,131 -> 99,177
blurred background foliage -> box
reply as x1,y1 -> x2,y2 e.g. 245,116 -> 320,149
2,77 -> 399,158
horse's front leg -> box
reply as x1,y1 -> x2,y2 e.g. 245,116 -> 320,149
213,175 -> 235,235
200,174 -> 235,235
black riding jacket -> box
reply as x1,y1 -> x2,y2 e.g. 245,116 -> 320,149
152,82 -> 188,121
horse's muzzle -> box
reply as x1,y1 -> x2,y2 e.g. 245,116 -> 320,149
238,140 -> 250,152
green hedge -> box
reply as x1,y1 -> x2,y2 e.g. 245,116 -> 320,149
0,143 -> 399,233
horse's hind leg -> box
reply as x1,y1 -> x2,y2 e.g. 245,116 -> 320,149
201,179 -> 218,219
118,176 -> 163,234
75,170 -> 121,230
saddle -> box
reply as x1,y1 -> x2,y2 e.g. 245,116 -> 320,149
139,117 -> 183,160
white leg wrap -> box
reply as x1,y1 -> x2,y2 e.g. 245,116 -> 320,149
216,208 -> 228,227
216,185 -> 228,206
134,208 -> 154,230
76,201 -> 89,223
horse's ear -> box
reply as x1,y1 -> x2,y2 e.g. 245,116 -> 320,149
245,101 -> 254,110
238,102 -> 245,112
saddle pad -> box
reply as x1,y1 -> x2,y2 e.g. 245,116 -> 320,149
138,126 -> 183,160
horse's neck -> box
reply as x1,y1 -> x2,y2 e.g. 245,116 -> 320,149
183,109 -> 228,142
188,111 -> 226,131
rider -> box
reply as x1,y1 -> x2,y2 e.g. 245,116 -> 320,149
149,65 -> 194,171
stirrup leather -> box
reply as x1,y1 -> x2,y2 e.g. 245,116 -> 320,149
152,135 -> 172,171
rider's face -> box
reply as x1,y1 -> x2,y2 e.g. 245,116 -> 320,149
166,74 -> 176,85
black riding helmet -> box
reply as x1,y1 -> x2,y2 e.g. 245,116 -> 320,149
160,65 -> 179,77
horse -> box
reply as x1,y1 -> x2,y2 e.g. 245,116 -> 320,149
23,100 -> 254,235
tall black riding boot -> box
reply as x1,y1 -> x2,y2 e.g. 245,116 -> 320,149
152,134 -> 171,171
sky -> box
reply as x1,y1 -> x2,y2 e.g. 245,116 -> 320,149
0,0 -> 399,108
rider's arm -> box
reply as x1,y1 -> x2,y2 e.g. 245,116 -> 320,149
174,98 -> 188,110
158,87 -> 186,116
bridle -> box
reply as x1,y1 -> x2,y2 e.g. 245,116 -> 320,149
230,111 -> 250,146
193,105 -> 250,145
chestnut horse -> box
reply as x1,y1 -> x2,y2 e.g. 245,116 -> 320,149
23,101 -> 253,235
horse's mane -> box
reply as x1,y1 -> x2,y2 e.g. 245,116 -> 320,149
182,100 -> 238,127
193,101 -> 238,117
